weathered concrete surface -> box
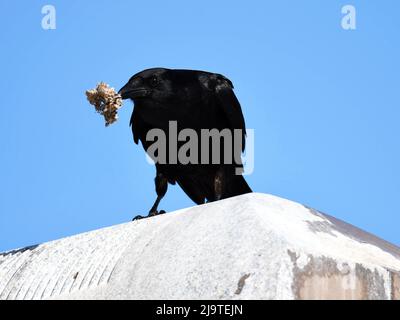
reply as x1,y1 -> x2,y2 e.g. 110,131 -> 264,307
1,193 -> 400,300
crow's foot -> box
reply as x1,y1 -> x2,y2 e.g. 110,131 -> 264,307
149,209 -> 166,217
132,210 -> 166,221
132,214 -> 145,221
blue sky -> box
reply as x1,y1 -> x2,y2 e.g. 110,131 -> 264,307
0,1 -> 399,252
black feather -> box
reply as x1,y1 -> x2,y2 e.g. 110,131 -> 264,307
120,68 -> 252,212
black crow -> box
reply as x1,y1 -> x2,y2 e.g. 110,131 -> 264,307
118,68 -> 252,219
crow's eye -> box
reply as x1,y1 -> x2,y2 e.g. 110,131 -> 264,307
149,76 -> 159,87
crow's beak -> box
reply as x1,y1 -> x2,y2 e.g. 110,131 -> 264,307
118,84 -> 150,100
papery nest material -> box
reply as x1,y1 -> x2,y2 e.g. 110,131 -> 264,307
86,82 -> 123,126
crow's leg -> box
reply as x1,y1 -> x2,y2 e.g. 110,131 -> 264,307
132,172 -> 168,221
214,167 -> 226,201
148,172 -> 168,216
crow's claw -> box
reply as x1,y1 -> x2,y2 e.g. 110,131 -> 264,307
132,210 -> 166,221
132,214 -> 145,221
148,210 -> 166,217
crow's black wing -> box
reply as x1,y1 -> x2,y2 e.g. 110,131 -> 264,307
214,75 -> 247,151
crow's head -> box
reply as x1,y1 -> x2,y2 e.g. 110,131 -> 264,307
118,68 -> 173,103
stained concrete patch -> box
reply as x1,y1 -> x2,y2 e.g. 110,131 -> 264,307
235,274 -> 250,295
304,205 -> 400,261
355,264 -> 387,300
306,220 -> 337,237
288,250 -> 389,300
391,272 -> 400,300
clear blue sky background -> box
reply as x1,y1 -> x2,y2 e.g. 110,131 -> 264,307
0,1 -> 399,252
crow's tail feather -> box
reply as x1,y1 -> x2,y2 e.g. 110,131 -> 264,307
224,174 -> 252,199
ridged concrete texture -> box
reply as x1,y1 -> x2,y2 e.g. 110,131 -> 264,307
1,193 -> 400,300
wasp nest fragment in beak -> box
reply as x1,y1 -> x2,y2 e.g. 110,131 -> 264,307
86,82 -> 123,126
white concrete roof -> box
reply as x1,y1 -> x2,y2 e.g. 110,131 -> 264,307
1,193 -> 400,300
